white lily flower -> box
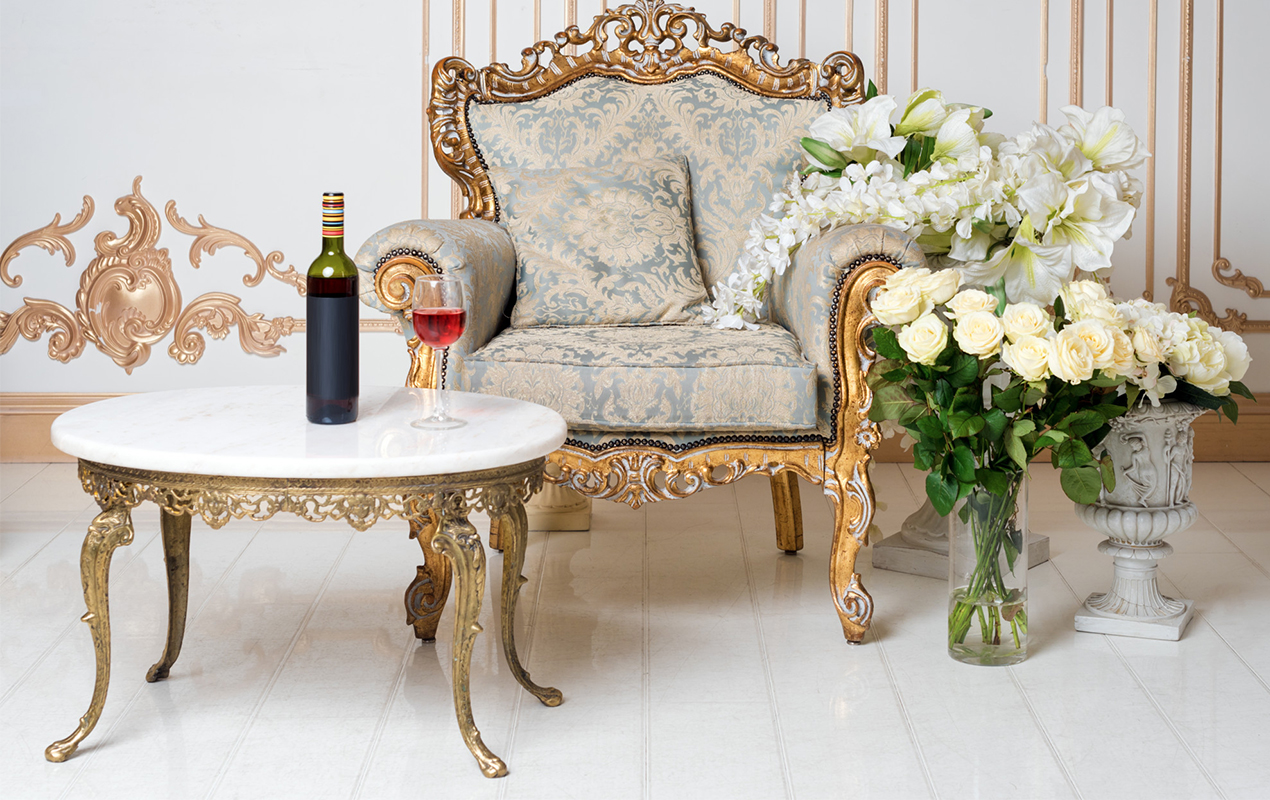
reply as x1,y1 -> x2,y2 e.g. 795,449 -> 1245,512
807,95 -> 905,167
894,88 -> 949,137
1015,171 -> 1069,235
1044,173 -> 1136,272
958,218 -> 1074,305
1059,105 -> 1150,172
932,109 -> 982,170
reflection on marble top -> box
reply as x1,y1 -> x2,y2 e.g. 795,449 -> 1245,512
49,386 -> 567,478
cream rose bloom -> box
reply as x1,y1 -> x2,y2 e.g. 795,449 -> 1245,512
898,312 -> 949,365
954,310 -> 1006,358
1108,328 -> 1137,377
1002,302 -> 1052,341
1002,335 -> 1053,382
1050,327 -> 1097,383
913,268 -> 962,305
1066,319 -> 1117,371
1059,279 -> 1109,317
883,267 -> 932,290
946,289 -> 1000,319
873,284 -> 931,326
1217,329 -> 1251,383
1131,327 -> 1165,364
1185,336 -> 1231,395
1077,298 -> 1126,327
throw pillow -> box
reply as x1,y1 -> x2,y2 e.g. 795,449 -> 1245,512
488,155 -> 708,327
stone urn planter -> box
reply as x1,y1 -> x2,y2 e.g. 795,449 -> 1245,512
1074,400 -> 1205,640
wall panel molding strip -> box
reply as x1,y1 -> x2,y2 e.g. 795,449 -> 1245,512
1070,0 -> 1083,105
1144,0 -> 1157,300
874,0 -> 888,94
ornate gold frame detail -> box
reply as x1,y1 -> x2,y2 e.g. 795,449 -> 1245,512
46,458 -> 559,779
428,0 -> 865,219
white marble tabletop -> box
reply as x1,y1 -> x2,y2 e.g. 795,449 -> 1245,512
50,386 -> 568,479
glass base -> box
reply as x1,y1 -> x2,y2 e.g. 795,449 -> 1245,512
410,417 -> 467,430
948,642 -> 1028,666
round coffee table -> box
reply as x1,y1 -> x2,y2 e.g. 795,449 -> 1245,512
43,385 -> 568,777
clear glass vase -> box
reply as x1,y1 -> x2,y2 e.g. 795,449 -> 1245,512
948,477 -> 1029,665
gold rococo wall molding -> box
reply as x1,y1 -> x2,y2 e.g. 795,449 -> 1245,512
0,176 -> 398,373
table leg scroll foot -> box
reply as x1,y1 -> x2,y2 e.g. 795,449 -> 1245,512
496,500 -> 562,707
147,510 -> 191,682
46,505 -> 135,762
431,506 -> 507,778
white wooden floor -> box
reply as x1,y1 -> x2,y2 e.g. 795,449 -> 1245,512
2,460 -> 1268,799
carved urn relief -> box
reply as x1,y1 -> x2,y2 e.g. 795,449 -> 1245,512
1074,401 -> 1205,640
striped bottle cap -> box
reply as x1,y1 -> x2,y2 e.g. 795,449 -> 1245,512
322,192 -> 344,237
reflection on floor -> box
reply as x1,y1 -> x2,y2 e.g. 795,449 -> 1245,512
2,461 -> 1269,799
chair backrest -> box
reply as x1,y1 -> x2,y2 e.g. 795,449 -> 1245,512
428,0 -> 866,288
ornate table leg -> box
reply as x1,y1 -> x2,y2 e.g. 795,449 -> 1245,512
46,505 -> 135,762
493,498 -> 562,707
430,500 -> 507,778
147,509 -> 191,682
405,511 -> 452,641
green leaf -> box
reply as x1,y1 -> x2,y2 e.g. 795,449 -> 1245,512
916,415 -> 945,443
1005,431 -> 1029,470
866,79 -> 879,100
881,367 -> 909,383
1223,399 -> 1239,423
926,471 -> 959,517
1229,380 -> 1256,401
1061,465 -> 1104,504
1034,429 -> 1069,449
1057,409 -> 1105,437
975,468 -> 1010,497
871,326 -> 905,361
1011,419 -> 1037,438
1170,380 -> 1227,410
986,278 -> 1008,316
1100,455 -> 1117,493
951,388 -> 982,416
950,445 -> 977,483
800,137 -> 849,169
1054,437 -> 1095,469
946,352 -> 979,388
934,379 -> 953,409
948,413 -> 985,439
993,383 -> 1025,413
1023,384 -> 1047,406
912,445 -> 934,472
982,408 -> 1008,441
1053,294 -> 1067,326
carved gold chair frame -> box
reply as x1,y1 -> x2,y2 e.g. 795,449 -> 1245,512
375,0 -> 894,643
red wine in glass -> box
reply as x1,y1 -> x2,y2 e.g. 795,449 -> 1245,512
412,307 -> 467,348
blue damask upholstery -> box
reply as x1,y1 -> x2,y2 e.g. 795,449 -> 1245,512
455,324 -> 818,432
467,74 -> 828,289
488,155 -> 708,327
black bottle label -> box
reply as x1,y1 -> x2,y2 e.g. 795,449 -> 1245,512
306,292 -> 359,424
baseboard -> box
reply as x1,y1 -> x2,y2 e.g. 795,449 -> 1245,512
2,391 -> 1266,463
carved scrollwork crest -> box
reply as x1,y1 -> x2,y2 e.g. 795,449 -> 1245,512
1,177 -> 302,370
429,0 -> 865,219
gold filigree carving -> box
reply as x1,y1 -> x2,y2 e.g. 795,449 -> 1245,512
547,442 -> 822,509
0,196 -> 94,288
165,202 -> 307,295
429,0 -> 866,219
1212,257 -> 1267,299
0,177 -> 303,369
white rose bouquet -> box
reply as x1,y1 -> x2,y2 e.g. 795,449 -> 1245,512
867,271 -> 1253,654
704,83 -> 1147,329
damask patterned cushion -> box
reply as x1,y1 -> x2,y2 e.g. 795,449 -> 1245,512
468,74 -> 827,291
488,156 -> 708,328
455,323 -> 818,432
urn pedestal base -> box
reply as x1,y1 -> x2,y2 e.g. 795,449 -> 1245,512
873,499 -> 1049,579
1074,598 -> 1194,640
1073,538 -> 1196,641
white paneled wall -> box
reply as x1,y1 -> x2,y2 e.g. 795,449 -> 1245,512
2,0 -> 1267,393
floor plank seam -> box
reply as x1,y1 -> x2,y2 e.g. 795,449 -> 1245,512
1005,665 -> 1084,799
0,529 -> 161,710
1048,558 -> 1230,799
871,626 -> 939,800
1228,463 -> 1270,501
0,502 -> 106,588
1198,508 -> 1270,582
202,530 -> 357,800
56,525 -> 265,798
496,529 -> 552,800
350,633 -> 414,800
734,490 -> 795,800
0,463 -> 50,503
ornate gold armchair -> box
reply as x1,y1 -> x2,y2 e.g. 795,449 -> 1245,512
356,0 -> 926,643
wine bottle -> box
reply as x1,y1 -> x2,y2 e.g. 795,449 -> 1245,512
306,192 -> 359,424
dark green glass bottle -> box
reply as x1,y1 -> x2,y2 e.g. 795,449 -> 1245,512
305,192 -> 359,424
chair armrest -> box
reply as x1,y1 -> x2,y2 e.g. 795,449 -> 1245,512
355,219 -> 516,379
768,224 -> 926,432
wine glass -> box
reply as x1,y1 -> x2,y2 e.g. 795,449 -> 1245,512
410,274 -> 467,429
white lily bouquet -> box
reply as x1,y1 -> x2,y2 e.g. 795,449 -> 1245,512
703,83 -> 1147,327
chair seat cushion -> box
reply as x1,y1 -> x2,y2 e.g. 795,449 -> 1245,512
458,324 -> 818,432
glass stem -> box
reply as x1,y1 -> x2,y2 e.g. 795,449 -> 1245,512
432,346 -> 449,422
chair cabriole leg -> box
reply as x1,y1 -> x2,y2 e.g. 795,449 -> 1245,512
771,471 -> 804,553
828,491 -> 874,644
